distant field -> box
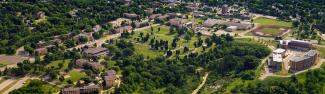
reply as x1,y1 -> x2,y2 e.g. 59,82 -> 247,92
254,17 -> 292,27
260,28 -> 281,35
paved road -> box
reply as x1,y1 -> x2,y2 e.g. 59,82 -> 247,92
3,77 -> 29,94
0,78 -> 16,91
192,73 -> 209,94
69,24 -> 159,50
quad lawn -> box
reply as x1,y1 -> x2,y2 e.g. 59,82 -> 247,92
123,25 -> 207,58
254,17 -> 292,27
46,59 -> 72,71
65,69 -> 87,83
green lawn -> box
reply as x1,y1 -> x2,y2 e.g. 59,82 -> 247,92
46,59 -> 71,71
134,43 -> 163,58
260,28 -> 281,35
125,25 -> 207,58
65,69 -> 87,83
254,17 -> 292,27
316,46 -> 325,58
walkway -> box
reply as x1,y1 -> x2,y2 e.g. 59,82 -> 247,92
192,73 -> 209,94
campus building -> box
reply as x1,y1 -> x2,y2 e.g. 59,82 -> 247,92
280,40 -> 311,51
268,48 -> 286,70
61,84 -> 101,94
82,47 -> 109,57
104,70 -> 119,89
289,50 -> 318,72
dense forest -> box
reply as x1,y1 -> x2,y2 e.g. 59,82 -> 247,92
230,66 -> 325,94
0,0 -> 189,54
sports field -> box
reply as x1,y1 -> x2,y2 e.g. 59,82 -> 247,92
254,17 -> 292,27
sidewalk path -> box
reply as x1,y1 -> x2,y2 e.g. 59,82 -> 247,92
192,73 -> 209,94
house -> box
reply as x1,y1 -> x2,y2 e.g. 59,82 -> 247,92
144,8 -> 154,15
61,84 -> 101,94
289,50 -> 318,72
202,19 -> 219,28
155,15 -> 170,22
75,59 -> 90,68
134,20 -> 149,28
123,13 -> 139,19
74,33 -> 94,42
168,18 -> 192,28
149,14 -> 162,20
93,25 -> 102,32
83,47 -> 109,57
36,41 -> 47,48
89,63 -> 104,70
109,18 -> 132,28
114,26 -> 133,33
104,70 -> 118,89
34,11 -> 45,19
35,47 -> 48,55
75,59 -> 104,70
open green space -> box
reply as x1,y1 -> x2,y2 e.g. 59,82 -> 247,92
46,59 -> 71,71
254,17 -> 292,27
65,69 -> 87,83
134,43 -> 163,58
10,79 -> 59,94
316,46 -> 325,58
125,25 -> 207,58
260,28 -> 281,35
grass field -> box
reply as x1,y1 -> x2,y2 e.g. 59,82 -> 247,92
124,25 -> 207,58
316,46 -> 325,58
254,17 -> 292,27
65,69 -> 87,83
47,59 -> 71,71
260,28 -> 280,35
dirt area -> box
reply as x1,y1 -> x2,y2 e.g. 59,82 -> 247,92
0,55 -> 26,64
251,25 -> 290,37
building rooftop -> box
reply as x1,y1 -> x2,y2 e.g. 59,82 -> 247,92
290,50 -> 317,62
273,48 -> 285,54
83,47 -> 108,54
203,19 -> 219,28
272,53 -> 283,62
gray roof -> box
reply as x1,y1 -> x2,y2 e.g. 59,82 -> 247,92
83,47 -> 108,54
290,50 -> 317,62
